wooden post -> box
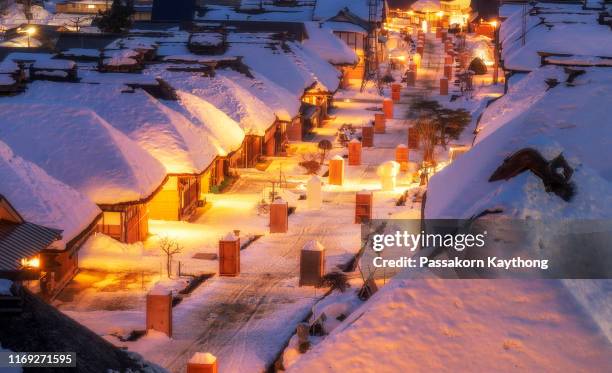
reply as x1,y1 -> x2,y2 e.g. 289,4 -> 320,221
299,240 -> 325,287
219,233 -> 240,276
382,98 -> 393,119
146,285 -> 172,337
391,83 -> 401,102
187,352 -> 218,373
396,144 -> 409,171
348,139 -> 362,166
328,156 -> 344,185
374,113 -> 386,134
355,191 -> 373,224
440,77 -> 448,96
408,127 -> 419,149
270,198 -> 288,233
361,126 -> 374,147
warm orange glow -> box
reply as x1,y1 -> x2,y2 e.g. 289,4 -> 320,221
490,20 -> 498,28
436,11 -> 444,18
21,255 -> 40,269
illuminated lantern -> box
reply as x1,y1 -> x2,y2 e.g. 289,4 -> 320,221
270,198 -> 288,233
444,64 -> 453,79
391,83 -> 401,102
374,113 -> 386,134
377,161 -> 400,191
187,352 -> 217,373
146,285 -> 172,337
396,144 -> 409,171
355,190 -> 373,224
362,125 -> 374,147
299,240 -> 325,287
219,232 -> 240,276
440,77 -> 449,95
383,98 -> 394,119
328,155 -> 344,185
348,139 -> 362,166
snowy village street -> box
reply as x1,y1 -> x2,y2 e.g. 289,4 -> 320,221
2,1 -> 610,373
55,30 -> 455,373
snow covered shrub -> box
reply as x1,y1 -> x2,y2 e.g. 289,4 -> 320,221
321,272 -> 350,292
468,57 -> 488,75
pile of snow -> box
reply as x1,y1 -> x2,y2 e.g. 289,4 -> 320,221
303,22 -> 358,66
0,141 -> 100,249
288,279 -> 612,372
499,3 -> 612,71
0,103 -> 166,205
79,233 -> 157,272
190,32 -> 224,47
13,81 -> 218,174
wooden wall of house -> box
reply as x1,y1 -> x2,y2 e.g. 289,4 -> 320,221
97,211 -> 123,241
148,175 -> 200,221
334,31 -> 366,80
149,176 -> 180,221
41,249 -> 78,298
124,204 -> 149,243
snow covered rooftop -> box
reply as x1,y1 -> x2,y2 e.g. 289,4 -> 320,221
303,22 -> 358,66
0,141 -> 100,250
313,0 -> 383,22
0,103 -> 167,205
426,66 -> 612,220
288,278 -> 612,372
222,33 -> 340,96
500,3 -> 612,71
199,4 -> 314,22
145,66 -> 277,136
12,81 -> 218,175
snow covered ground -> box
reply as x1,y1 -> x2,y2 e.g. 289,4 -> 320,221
58,81 -> 423,372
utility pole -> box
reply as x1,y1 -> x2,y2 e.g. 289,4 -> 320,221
360,0 -> 382,94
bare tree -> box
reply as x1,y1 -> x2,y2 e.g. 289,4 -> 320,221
159,237 -> 182,278
317,139 -> 332,165
415,116 -> 438,167
22,0 -> 33,22
67,16 -> 93,32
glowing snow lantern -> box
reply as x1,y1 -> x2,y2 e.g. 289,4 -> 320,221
307,175 -> 322,210
421,20 -> 428,33
377,161 -> 400,191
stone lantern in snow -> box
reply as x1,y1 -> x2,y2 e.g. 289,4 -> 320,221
307,175 -> 322,210
187,352 -> 217,373
377,161 -> 400,191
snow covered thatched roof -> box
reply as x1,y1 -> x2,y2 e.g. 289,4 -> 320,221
499,3 -> 612,72
0,103 -> 166,206
173,91 -> 246,156
12,81 -> 218,175
224,33 -> 340,97
303,22 -> 358,66
146,66 -> 276,136
287,278 -> 612,372
426,66 -> 612,220
0,141 -> 100,250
